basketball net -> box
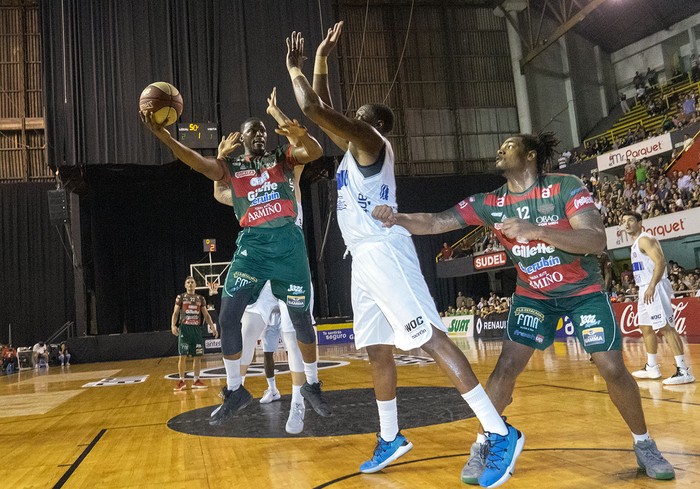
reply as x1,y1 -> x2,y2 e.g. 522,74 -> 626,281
207,281 -> 220,296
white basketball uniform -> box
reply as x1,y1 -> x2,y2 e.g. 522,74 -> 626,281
631,232 -> 674,331
336,138 -> 445,351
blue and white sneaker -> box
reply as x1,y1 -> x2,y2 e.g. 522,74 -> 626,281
359,433 -> 413,474
478,423 -> 525,488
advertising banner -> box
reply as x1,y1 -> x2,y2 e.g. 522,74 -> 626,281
474,251 -> 510,271
612,297 -> 700,339
605,206 -> 700,250
441,315 -> 474,337
316,322 -> 355,345
596,133 -> 672,171
474,311 -> 508,340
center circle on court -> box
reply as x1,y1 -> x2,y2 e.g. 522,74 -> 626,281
167,386 -> 474,438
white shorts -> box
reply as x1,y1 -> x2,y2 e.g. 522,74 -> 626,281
637,280 -> 675,331
245,282 -> 280,326
350,234 -> 446,351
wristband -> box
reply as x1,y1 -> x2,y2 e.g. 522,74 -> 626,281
314,56 -> 328,75
288,67 -> 304,80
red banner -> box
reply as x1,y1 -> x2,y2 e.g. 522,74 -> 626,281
474,251 -> 508,270
612,297 -> 700,340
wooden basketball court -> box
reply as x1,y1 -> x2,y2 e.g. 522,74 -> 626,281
2,338 -> 698,488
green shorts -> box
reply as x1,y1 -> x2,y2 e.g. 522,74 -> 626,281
222,223 -> 312,312
178,324 -> 204,357
507,292 -> 622,353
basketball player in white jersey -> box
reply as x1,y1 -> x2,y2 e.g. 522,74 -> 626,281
620,211 -> 694,385
284,24 -> 524,487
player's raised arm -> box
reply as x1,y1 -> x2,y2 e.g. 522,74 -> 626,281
213,181 -> 233,207
286,31 -> 383,163
265,87 -> 322,164
140,111 -> 229,181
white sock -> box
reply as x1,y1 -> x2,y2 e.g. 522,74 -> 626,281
632,431 -> 650,443
462,384 -> 508,436
193,376 -> 199,381
223,358 -> 242,391
674,355 -> 687,369
476,433 -> 487,445
647,353 -> 658,367
267,376 -> 277,391
292,384 -> 303,403
377,398 -> 399,442
303,361 -> 319,385
241,375 -> 246,386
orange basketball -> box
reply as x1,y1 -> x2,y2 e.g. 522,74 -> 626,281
139,82 -> 183,126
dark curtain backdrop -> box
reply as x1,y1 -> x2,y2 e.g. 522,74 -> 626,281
0,184 -> 75,346
41,0 -> 340,167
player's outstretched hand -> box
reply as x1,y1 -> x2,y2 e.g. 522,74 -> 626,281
266,87 -> 279,115
171,325 -> 179,337
372,204 -> 397,227
275,119 -> 307,144
139,111 -> 170,141
317,21 -> 343,57
286,31 -> 306,71
217,132 -> 241,160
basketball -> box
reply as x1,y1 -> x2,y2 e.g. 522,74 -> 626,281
139,82 -> 183,126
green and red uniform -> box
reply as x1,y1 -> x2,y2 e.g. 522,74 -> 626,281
219,144 -> 311,310
176,293 -> 206,357
451,173 -> 621,352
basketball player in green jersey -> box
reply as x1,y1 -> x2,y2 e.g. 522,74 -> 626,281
171,276 -> 217,391
372,133 -> 676,481
140,93 -> 331,426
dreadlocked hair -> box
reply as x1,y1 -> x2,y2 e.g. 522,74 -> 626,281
515,132 -> 560,174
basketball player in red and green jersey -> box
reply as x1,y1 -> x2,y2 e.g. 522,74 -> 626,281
372,133 -> 676,481
172,276 -> 217,391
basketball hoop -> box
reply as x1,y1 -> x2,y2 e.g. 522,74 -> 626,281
207,281 -> 220,296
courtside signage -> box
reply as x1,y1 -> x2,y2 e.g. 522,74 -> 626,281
606,206 -> 700,250
474,251 -> 508,270
441,315 -> 474,337
596,133 -> 672,171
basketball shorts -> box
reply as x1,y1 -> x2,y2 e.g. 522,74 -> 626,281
178,324 -> 204,357
350,234 -> 446,351
507,291 -> 622,353
223,223 -> 312,312
637,280 -> 675,331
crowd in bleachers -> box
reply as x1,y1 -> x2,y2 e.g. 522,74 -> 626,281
442,291 -> 510,317
593,154 -> 700,228
609,261 -> 700,302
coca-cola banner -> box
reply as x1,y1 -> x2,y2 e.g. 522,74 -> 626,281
474,311 -> 508,340
605,206 -> 700,250
613,298 -> 700,339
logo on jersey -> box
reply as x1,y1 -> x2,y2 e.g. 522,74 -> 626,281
288,284 -> 305,294
512,243 -> 555,258
527,271 -> 564,289
582,327 -> 605,346
286,295 -> 305,307
535,215 -> 560,225
357,193 -> 371,213
247,202 -> 283,222
380,184 -> 389,200
539,203 -> 555,214
250,170 -> 270,187
573,195 -> 594,209
231,272 -> 258,290
404,316 -> 424,333
239,249 -> 248,256
235,169 -> 256,178
579,314 -> 601,327
514,307 -> 544,321
518,256 -> 561,275
337,169 -> 349,189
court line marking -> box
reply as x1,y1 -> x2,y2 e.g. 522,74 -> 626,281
52,429 -> 106,489
313,448 -> 700,488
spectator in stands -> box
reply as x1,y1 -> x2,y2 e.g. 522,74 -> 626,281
32,341 -> 49,368
456,291 -> 467,309
2,344 -> 18,374
678,169 -> 695,199
683,94 -> 697,120
440,242 -> 453,261
620,92 -> 630,114
620,264 -> 633,288
646,67 -> 657,87
633,71 -> 644,89
58,342 -> 71,366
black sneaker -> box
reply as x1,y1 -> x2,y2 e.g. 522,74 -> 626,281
209,385 -> 253,426
300,381 -> 333,417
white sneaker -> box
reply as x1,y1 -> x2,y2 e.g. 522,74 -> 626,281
285,401 -> 305,434
260,388 -> 281,404
632,363 -> 662,379
662,367 -> 695,385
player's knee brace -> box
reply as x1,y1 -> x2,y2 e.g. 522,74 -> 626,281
282,330 -> 304,372
219,291 -> 253,355
288,309 -> 315,344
